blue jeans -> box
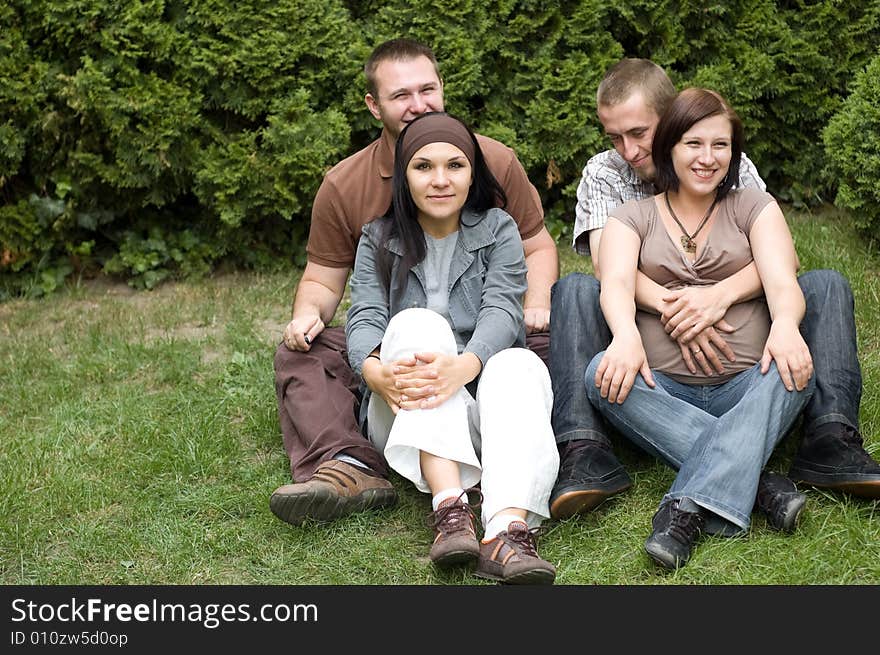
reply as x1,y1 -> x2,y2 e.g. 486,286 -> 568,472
549,270 -> 861,445
585,357 -> 815,533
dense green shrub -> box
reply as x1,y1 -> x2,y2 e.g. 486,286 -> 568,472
1,0 -> 357,297
824,52 -> 880,239
2,1 -> 879,297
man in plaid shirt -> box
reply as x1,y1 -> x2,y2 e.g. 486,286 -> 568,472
548,59 -> 880,524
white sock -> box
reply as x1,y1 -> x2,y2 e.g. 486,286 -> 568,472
484,513 -> 527,541
432,487 -> 465,511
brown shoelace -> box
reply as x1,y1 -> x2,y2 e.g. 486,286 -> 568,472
503,524 -> 546,557
426,488 -> 483,534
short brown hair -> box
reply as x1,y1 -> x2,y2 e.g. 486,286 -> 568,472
596,58 -> 676,117
364,38 -> 441,97
652,88 -> 744,198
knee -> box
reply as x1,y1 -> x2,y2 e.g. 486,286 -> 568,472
551,272 -> 600,310
800,269 -> 853,305
383,308 -> 456,358
483,347 -> 547,385
274,341 -> 302,372
764,361 -> 816,396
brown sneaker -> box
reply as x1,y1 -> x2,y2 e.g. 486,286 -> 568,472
426,490 -> 481,567
269,460 -> 397,526
475,521 -> 556,585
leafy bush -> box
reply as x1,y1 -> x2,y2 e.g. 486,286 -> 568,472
823,52 -> 880,239
1,0 -> 357,296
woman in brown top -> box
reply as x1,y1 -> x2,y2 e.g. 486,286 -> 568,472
585,88 -> 815,570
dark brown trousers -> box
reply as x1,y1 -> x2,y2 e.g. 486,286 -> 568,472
274,326 -> 550,482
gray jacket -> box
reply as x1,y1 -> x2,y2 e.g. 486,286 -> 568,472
346,206 -> 528,376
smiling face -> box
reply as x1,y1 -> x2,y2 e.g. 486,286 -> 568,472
598,91 -> 661,182
671,114 -> 733,197
405,142 -> 472,233
365,56 -> 445,139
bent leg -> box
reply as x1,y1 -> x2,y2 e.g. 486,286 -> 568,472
547,275 -> 630,519
797,269 -> 861,432
549,273 -> 613,444
476,348 -> 559,528
670,363 -> 815,531
274,327 -> 386,481
585,353 -> 714,469
788,270 -> 880,496
371,308 -> 481,493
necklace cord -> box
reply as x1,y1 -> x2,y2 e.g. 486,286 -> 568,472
664,192 -> 719,252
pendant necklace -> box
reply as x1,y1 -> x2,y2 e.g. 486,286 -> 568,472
664,192 -> 719,254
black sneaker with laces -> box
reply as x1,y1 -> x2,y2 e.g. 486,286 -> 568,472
754,471 -> 806,533
788,423 -> 880,497
549,438 -> 633,519
644,498 -> 705,570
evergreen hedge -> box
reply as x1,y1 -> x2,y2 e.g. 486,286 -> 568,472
824,51 -> 880,237
1,1 -> 878,297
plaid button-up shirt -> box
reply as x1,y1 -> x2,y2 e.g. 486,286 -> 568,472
572,149 -> 766,255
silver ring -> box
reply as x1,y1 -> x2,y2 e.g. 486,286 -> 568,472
693,348 -> 702,354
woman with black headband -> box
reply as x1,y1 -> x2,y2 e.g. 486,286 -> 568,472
346,112 -> 558,584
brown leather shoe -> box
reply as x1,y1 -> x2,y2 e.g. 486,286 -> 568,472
475,521 -> 555,585
270,460 -> 397,526
427,490 -> 481,567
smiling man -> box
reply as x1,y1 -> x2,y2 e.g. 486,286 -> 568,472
269,38 -> 558,528
548,58 -> 880,525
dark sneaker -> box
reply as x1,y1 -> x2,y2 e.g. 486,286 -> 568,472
644,499 -> 705,570
754,471 -> 806,533
789,423 -> 880,497
549,439 -> 633,519
269,460 -> 397,526
426,489 -> 481,567
475,521 -> 556,585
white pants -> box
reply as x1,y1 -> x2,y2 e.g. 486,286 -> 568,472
366,308 -> 559,528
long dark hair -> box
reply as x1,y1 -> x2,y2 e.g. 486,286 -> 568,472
378,112 -> 507,290
652,88 -> 744,199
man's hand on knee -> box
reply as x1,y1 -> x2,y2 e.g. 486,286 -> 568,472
283,315 -> 325,351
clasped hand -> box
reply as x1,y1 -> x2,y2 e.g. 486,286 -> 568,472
660,287 -> 736,376
364,352 -> 481,414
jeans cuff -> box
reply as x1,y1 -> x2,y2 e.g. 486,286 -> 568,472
555,429 -> 610,447
802,413 -> 858,437
665,491 -> 750,534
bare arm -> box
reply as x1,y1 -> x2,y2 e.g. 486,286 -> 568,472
521,226 -> 559,333
588,228 -> 604,279
592,227 -> 673,311
282,261 -> 349,351
592,220 -> 655,404
750,201 -> 812,391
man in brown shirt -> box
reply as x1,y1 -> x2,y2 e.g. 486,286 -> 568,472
270,38 -> 558,528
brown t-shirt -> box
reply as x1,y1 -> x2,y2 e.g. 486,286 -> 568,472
306,130 -> 545,268
610,187 -> 776,384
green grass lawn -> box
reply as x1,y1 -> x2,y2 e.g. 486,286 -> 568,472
1,205 -> 878,585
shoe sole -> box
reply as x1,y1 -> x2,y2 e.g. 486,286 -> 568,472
788,476 -> 880,498
550,481 -> 633,520
431,549 -> 480,568
269,487 -> 397,526
474,568 -> 555,585
772,495 -> 807,533
644,541 -> 685,570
